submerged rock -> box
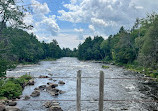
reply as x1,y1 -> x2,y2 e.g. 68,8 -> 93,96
48,73 -> 53,76
58,90 -> 65,94
23,95 -> 30,100
49,78 -> 53,80
58,81 -> 65,85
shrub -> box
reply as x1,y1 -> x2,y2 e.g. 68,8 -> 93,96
102,65 -> 110,69
0,81 -> 22,99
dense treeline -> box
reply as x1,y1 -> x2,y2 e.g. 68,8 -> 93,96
0,27 -> 74,76
77,14 -> 158,78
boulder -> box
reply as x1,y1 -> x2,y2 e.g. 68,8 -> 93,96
49,105 -> 63,111
58,81 -> 65,85
34,87 -> 39,90
49,78 -> 53,80
49,91 -> 59,96
48,73 -> 53,76
39,75 -> 49,78
0,104 -> 5,111
30,90 -> 40,97
39,85 -> 46,90
27,79 -> 35,85
44,101 -> 63,111
8,101 -> 17,106
46,86 -> 60,96
47,83 -> 58,88
59,90 -> 65,94
23,95 -> 30,100
44,101 -> 59,108
5,107 -> 20,111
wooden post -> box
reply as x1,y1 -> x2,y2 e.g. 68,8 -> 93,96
77,70 -> 81,111
99,71 -> 104,111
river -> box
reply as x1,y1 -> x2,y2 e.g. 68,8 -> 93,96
6,57 -> 158,111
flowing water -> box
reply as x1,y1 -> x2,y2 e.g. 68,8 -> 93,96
6,57 -> 158,111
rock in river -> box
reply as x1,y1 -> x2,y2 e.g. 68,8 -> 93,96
30,90 -> 40,97
27,79 -> 35,85
39,85 -> 46,90
44,101 -> 63,111
5,106 -> 20,111
58,81 -> 65,85
39,75 -> 49,78
23,95 -> 30,100
49,105 -> 63,111
47,83 -> 58,88
8,101 -> 17,106
0,103 -> 5,111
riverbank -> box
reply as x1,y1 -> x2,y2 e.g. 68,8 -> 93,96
98,59 -> 158,82
0,74 -> 32,99
0,74 -> 33,110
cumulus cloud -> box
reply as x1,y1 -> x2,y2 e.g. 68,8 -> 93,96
74,28 -> 84,33
24,0 -> 60,37
58,0 -> 158,35
23,12 -> 34,25
89,25 -> 95,32
91,18 -> 108,27
32,0 -> 50,14
74,28 -> 84,40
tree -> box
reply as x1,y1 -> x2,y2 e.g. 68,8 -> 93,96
138,16 -> 158,69
0,0 -> 32,32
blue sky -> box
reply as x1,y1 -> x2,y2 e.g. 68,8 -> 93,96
22,0 -> 158,49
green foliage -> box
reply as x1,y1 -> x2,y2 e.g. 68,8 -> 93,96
0,74 -> 31,99
0,59 -> 8,77
102,65 -> 110,69
138,15 -> 158,69
0,27 -> 64,77
0,80 -> 22,99
11,74 -> 32,86
0,0 -> 31,32
78,36 -> 104,60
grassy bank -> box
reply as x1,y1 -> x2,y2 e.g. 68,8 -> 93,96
124,64 -> 158,81
105,60 -> 158,81
0,74 -> 32,99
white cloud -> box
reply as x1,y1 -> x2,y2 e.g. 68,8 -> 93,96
23,12 -> 33,25
36,15 -> 60,36
89,25 -> 95,32
58,0 -> 158,35
74,28 -> 84,40
91,18 -> 108,27
74,28 -> 84,33
24,0 -> 60,37
31,0 -> 50,14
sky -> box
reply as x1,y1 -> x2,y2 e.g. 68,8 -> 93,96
22,0 -> 158,49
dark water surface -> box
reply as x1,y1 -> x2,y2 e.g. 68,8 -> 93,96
7,57 -> 157,111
